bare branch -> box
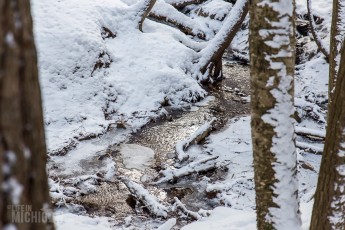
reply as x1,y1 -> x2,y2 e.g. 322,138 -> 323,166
307,0 -> 330,59
135,0 -> 157,32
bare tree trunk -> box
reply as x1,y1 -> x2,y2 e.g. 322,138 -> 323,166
0,1 -> 54,229
328,0 -> 345,98
307,0 -> 330,59
310,39 -> 345,230
195,0 -> 248,83
249,0 -> 301,229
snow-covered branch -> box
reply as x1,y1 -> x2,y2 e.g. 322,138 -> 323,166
119,176 -> 168,217
307,0 -> 330,58
150,0 -> 206,39
194,0 -> 249,81
176,118 -> 216,161
154,156 -> 219,184
134,0 -> 157,31
165,0 -> 208,10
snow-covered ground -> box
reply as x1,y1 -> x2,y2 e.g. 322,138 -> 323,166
30,0 -> 332,228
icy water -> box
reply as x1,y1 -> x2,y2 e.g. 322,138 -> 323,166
50,62 -> 250,227
77,62 -> 251,223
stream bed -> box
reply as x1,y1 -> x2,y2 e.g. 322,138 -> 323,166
50,62 -> 251,228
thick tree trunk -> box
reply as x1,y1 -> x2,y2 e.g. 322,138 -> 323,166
310,39 -> 345,230
249,0 -> 300,229
0,1 -> 54,229
328,0 -> 345,98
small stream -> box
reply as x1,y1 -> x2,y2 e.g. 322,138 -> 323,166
77,62 -> 250,224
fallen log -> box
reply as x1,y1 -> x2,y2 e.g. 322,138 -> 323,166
176,117 -> 216,161
296,141 -> 323,155
172,197 -> 201,220
150,1 -> 206,39
119,176 -> 168,218
154,156 -> 219,184
295,126 -> 325,140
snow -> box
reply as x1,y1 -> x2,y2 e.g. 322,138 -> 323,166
157,218 -> 176,230
32,0 -> 206,153
119,144 -> 155,170
55,212 -> 112,230
182,115 -> 320,230
27,0 -> 335,228
182,207 -> 256,230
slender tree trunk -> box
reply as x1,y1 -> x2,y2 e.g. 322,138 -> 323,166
310,39 -> 345,230
249,0 -> 300,229
328,0 -> 345,98
135,0 -> 157,32
0,1 -> 54,229
195,0 -> 248,82
307,0 -> 330,59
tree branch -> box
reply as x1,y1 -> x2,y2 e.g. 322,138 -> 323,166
307,0 -> 330,59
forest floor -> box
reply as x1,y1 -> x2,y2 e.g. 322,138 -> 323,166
32,0 -> 331,229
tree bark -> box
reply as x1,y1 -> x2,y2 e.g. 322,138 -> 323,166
0,1 -> 54,229
310,38 -> 345,230
328,0 -> 345,99
249,0 -> 301,229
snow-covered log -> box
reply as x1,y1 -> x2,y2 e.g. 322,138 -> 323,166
172,197 -> 201,220
154,156 -> 219,184
150,0 -> 206,39
176,118 -> 216,161
119,176 -> 168,218
306,0 -> 330,59
295,126 -> 326,139
296,141 -> 323,154
194,0 -> 249,82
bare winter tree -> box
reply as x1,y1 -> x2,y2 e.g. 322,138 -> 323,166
249,0 -> 301,229
310,40 -> 345,230
0,0 -> 54,229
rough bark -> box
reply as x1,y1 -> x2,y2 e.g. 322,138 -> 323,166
307,0 -> 330,59
249,0 -> 300,229
310,39 -> 345,230
0,1 -> 54,229
196,0 -> 249,82
329,0 -> 345,98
